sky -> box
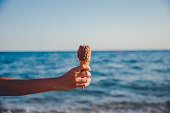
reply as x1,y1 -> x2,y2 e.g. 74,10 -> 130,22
0,0 -> 170,51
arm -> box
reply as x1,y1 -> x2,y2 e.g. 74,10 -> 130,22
0,77 -> 57,96
0,65 -> 91,96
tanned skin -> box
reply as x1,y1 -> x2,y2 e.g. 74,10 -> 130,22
0,65 -> 91,96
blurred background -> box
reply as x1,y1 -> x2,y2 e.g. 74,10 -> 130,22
0,0 -> 170,113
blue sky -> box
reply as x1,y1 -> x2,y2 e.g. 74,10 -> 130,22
0,0 -> 170,51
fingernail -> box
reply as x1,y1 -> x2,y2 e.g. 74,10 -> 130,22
89,72 -> 91,76
87,78 -> 90,82
87,72 -> 91,77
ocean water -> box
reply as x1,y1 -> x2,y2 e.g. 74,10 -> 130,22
0,51 -> 170,113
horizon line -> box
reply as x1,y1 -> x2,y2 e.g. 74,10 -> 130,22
0,49 -> 170,52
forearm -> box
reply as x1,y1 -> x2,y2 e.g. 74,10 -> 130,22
0,65 -> 91,96
0,78 -> 60,96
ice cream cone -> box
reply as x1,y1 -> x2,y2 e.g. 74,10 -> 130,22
79,61 -> 90,66
77,45 -> 91,90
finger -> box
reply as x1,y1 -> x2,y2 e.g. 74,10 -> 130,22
76,78 -> 91,83
76,71 -> 91,78
77,83 -> 85,87
84,82 -> 90,87
73,65 -> 91,72
77,82 -> 90,87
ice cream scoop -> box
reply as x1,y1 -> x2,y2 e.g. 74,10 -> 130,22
77,45 -> 91,90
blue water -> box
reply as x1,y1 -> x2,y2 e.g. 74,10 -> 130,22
0,51 -> 170,113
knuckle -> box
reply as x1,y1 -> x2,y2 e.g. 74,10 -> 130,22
80,78 -> 86,83
85,83 -> 88,87
87,72 -> 91,77
87,66 -> 90,69
80,65 -> 84,69
78,72 -> 81,77
75,83 -> 79,88
87,78 -> 91,82
88,82 -> 90,85
82,71 -> 88,76
84,78 -> 87,82
83,71 -> 87,75
85,71 -> 88,75
80,71 -> 85,77
76,79 -> 79,82
74,78 -> 78,82
74,72 -> 79,78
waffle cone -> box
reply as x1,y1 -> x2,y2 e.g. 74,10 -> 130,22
79,61 -> 90,66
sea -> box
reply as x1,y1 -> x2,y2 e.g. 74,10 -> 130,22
0,50 -> 170,113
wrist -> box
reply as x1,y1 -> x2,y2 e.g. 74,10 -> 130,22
52,77 -> 64,90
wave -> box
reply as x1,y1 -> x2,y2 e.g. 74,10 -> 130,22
1,101 -> 169,113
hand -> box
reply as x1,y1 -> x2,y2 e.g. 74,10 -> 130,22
55,65 -> 91,90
